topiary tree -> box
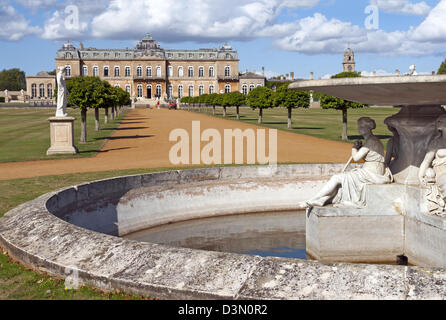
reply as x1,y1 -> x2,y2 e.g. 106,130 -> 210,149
245,86 -> 274,124
224,91 -> 246,120
207,93 -> 219,115
319,72 -> 365,141
274,86 -> 310,129
66,76 -> 105,143
438,59 -> 446,75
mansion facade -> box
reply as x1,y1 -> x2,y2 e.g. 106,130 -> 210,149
52,34 -> 265,104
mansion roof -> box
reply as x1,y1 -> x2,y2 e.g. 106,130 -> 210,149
57,35 -> 238,61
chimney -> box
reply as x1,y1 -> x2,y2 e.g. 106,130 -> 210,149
396,69 -> 400,76
290,72 -> 294,80
286,73 -> 289,80
262,66 -> 265,77
372,71 -> 377,77
310,72 -> 314,80
254,69 -> 257,75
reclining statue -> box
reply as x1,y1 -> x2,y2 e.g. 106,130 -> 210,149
419,114 -> 446,216
302,117 -> 393,212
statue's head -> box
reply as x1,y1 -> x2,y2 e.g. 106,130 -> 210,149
58,66 -> 67,73
358,117 -> 376,135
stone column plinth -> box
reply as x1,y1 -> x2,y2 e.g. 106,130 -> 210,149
385,105 -> 446,185
47,117 -> 78,155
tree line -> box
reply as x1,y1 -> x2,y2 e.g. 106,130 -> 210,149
180,72 -> 366,141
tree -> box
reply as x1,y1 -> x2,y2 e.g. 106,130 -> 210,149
438,59 -> 446,75
66,76 -> 105,143
245,86 -> 275,124
0,68 -> 26,91
206,93 -> 220,115
274,86 -> 310,129
223,91 -> 246,120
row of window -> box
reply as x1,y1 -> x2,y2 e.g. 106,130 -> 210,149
69,65 -> 231,79
241,84 -> 262,95
131,84 -> 233,99
31,83 -> 52,99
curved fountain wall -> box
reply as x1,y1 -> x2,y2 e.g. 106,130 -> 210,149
1,164 -> 446,300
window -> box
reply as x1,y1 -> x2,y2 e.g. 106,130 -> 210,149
146,66 -> 152,77
103,66 -> 109,77
31,84 -> 37,98
225,66 -> 230,77
178,67 -> 184,77
125,85 -> 131,95
137,84 -> 143,98
114,66 -> 120,77
209,85 -> 214,94
199,85 -> 204,96
209,67 -> 214,77
82,66 -> 88,76
39,84 -> 45,97
242,85 -> 248,95
168,66 -> 173,77
188,85 -> 194,97
249,84 -> 255,92
198,67 -> 204,78
147,85 -> 152,99
178,85 -> 183,98
156,84 -> 162,97
125,67 -> 131,77
47,84 -> 53,98
156,66 -> 161,77
168,85 -> 173,98
188,66 -> 194,78
137,66 -> 142,77
225,84 -> 231,93
65,65 -> 71,77
93,66 -> 99,77
114,84 -> 120,88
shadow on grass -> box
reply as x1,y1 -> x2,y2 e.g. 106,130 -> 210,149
94,135 -> 154,141
348,134 -> 393,140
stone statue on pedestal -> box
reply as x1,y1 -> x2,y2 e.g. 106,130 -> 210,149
419,115 -> 446,216
302,117 -> 393,212
56,66 -> 68,117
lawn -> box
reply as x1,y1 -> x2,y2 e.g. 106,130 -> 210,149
188,106 -> 400,146
0,107 -> 127,163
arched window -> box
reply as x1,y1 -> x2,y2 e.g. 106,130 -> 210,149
156,84 -> 162,97
39,84 -> 45,97
225,84 -> 231,93
93,66 -> 99,77
137,84 -> 143,98
256,84 -> 261,87
146,66 -> 152,77
178,66 -> 184,77
188,66 -> 194,78
146,85 -> 152,99
125,85 -> 131,95
156,66 -> 161,77
209,66 -> 214,77
225,66 -> 231,77
168,85 -> 173,98
82,66 -> 88,76
249,84 -> 255,92
114,84 -> 120,88
199,85 -> 204,96
125,66 -> 131,77
65,65 -> 71,77
31,84 -> 37,98
178,85 -> 183,98
209,85 -> 214,94
137,66 -> 142,77
242,85 -> 248,95
47,84 -> 53,98
168,66 -> 173,77
103,66 -> 109,77
188,85 -> 194,97
198,67 -> 204,78
114,66 -> 120,77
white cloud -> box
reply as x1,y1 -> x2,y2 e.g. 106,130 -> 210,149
411,0 -> 446,42
0,0 -> 40,40
370,0 -> 431,16
15,0 -> 57,10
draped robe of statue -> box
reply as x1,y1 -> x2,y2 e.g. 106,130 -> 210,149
56,68 -> 68,117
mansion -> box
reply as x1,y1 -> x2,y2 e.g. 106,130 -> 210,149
43,34 -> 265,104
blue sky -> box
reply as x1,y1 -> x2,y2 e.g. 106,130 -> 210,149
1,0 -> 445,79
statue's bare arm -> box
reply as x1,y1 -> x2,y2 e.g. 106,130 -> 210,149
352,147 -> 370,162
419,151 -> 436,185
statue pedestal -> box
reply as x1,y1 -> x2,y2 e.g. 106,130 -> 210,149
47,117 -> 78,155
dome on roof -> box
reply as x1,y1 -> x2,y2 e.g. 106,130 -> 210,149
36,71 -> 50,77
220,43 -> 232,50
